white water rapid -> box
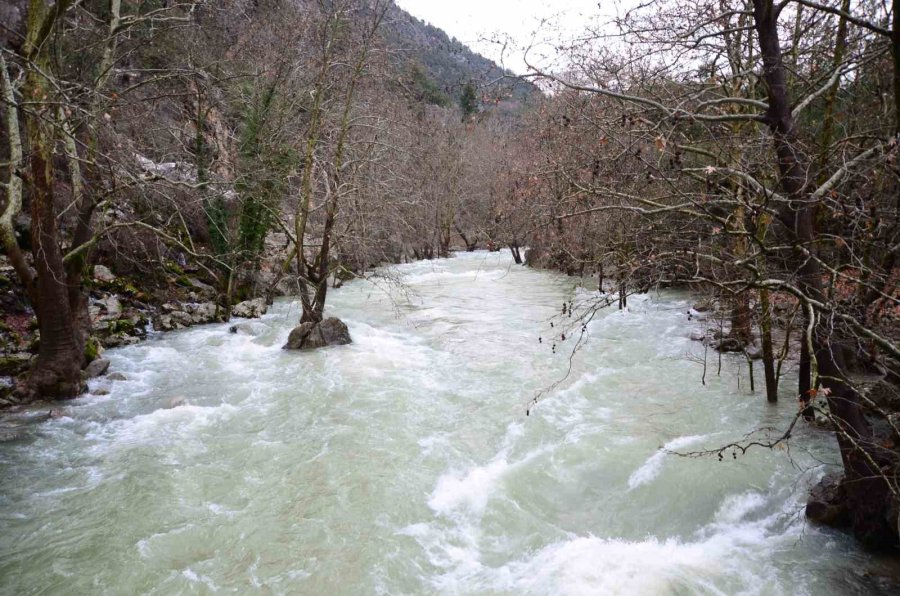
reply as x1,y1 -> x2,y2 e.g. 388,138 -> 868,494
1,251 -> 896,594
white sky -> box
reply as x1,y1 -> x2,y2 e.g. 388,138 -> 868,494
395,0 -> 625,74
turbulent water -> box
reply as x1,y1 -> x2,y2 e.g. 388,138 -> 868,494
1,251 -> 897,594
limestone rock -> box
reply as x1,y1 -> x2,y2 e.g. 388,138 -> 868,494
232,298 -> 267,319
185,302 -> 218,324
283,317 -> 352,350
93,264 -> 116,283
84,358 -> 110,378
91,295 -> 122,320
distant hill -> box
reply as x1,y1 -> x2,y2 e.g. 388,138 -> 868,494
381,2 -> 542,108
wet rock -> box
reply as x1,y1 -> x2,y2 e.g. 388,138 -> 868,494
153,309 -> 194,331
689,329 -> 705,341
0,352 -> 33,376
714,337 -> 744,353
93,388 -> 110,396
93,264 -> 116,283
283,317 -> 352,350
185,302 -> 218,325
692,301 -> 713,312
687,308 -> 708,322
165,396 -> 187,409
807,473 -> 849,527
107,372 -> 127,381
84,358 -> 110,378
232,298 -> 267,319
230,322 -> 261,336
0,426 -> 26,442
746,342 -> 764,360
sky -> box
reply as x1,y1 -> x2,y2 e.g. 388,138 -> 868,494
394,0 -> 622,74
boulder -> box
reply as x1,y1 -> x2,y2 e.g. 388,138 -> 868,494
689,329 -> 705,341
107,372 -> 127,381
186,278 -> 215,296
806,473 -> 849,527
232,298 -> 267,319
93,388 -> 111,396
186,302 -> 218,324
91,295 -> 122,320
165,395 -> 187,409
283,317 -> 352,350
93,264 -> 116,283
154,310 -> 194,331
84,358 -> 110,378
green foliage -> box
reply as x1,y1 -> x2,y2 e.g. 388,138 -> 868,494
234,80 -> 293,263
410,65 -> 451,107
460,81 -> 479,120
84,337 -> 101,363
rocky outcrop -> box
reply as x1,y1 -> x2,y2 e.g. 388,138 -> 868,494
283,317 -> 352,350
806,473 -> 849,527
232,298 -> 267,319
153,302 -> 220,331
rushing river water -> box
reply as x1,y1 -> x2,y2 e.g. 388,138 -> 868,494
1,251 -> 897,594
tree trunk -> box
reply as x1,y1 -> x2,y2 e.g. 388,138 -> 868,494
509,242 -> 522,264
758,289 -> 778,402
752,0 -> 896,547
24,88 -> 84,399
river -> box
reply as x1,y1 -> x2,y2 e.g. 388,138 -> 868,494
0,251 -> 896,594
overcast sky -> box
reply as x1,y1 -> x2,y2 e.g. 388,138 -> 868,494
394,0 -> 621,74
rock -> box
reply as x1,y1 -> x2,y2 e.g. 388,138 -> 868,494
283,317 -> 352,350
232,298 -> 267,319
0,427 -> 25,442
185,302 -> 217,324
93,264 -> 116,283
715,337 -> 743,353
93,388 -> 110,396
689,329 -> 706,341
0,352 -> 33,376
745,343 -> 764,360
186,278 -> 215,296
687,308 -> 708,322
107,372 -> 127,381
91,295 -> 122,320
806,473 -> 849,527
230,322 -> 261,336
84,358 -> 110,378
165,395 -> 187,409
